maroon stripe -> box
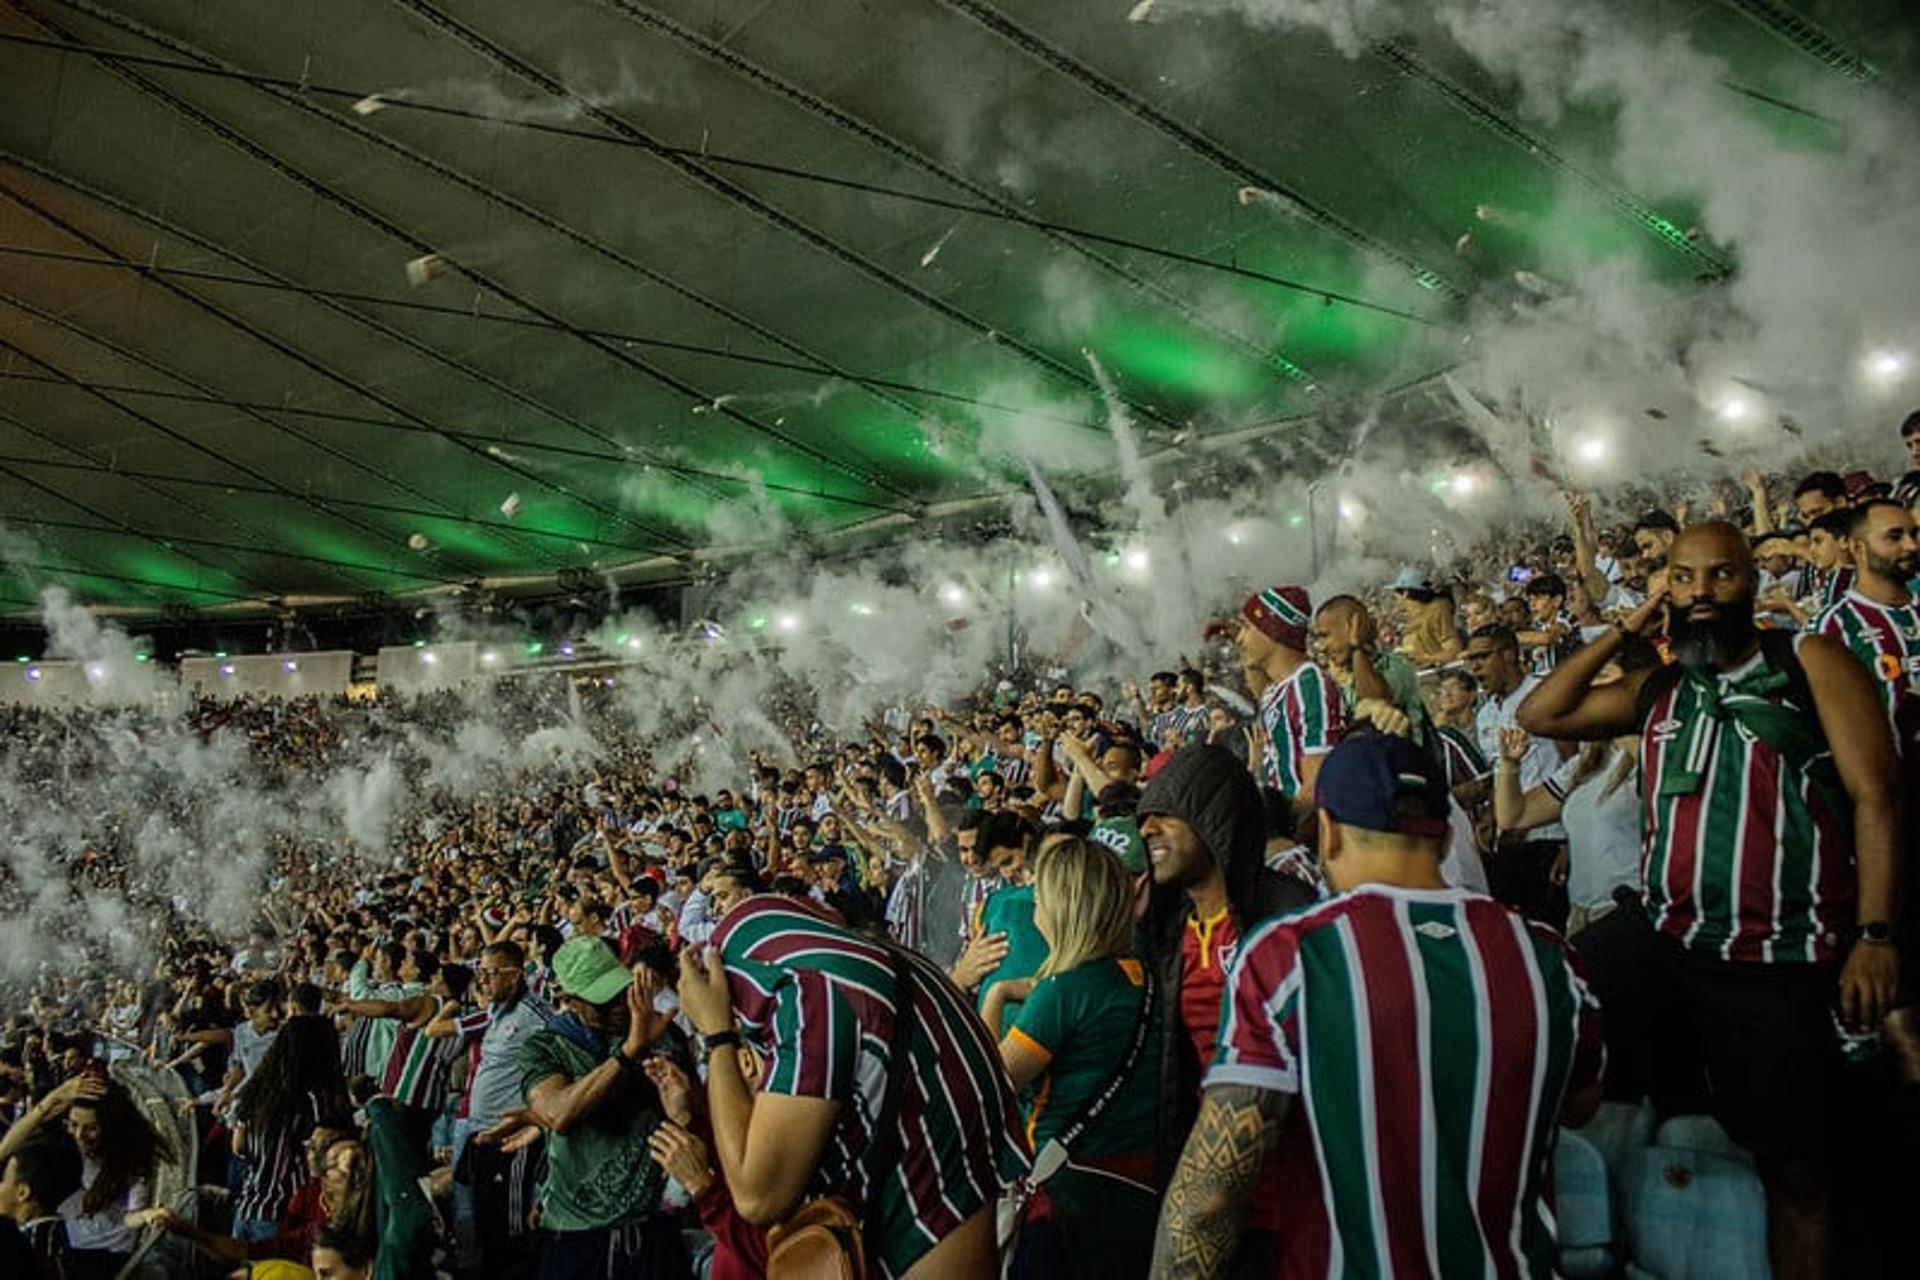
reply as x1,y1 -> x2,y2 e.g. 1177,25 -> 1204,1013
1728,749 -> 1781,963
1349,904 -> 1428,1277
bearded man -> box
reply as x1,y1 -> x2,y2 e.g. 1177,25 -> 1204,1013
1516,520 -> 1902,1280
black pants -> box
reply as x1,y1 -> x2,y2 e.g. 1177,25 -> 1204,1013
468,1138 -> 545,1280
1573,893 -> 1840,1171
1488,838 -> 1568,931
535,1217 -> 688,1280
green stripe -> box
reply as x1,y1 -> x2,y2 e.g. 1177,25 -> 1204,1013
1298,667 -> 1326,747
1693,682 -> 1751,947
1408,901 -> 1484,1276
1775,762 -> 1819,961
1299,923 -> 1380,1276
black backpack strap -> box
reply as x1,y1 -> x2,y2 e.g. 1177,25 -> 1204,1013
1758,628 -> 1818,716
1634,660 -> 1684,729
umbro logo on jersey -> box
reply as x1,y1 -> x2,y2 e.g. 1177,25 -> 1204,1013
1650,718 -> 1683,743
1415,921 -> 1457,940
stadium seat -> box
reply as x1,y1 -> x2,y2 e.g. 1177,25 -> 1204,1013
1552,1129 -> 1616,1278
1621,1133 -> 1771,1279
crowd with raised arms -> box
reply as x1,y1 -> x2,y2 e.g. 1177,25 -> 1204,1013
6,413 -> 1920,1279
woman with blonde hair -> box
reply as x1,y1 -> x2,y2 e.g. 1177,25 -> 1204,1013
985,835 -> 1162,1280
1395,582 -> 1463,668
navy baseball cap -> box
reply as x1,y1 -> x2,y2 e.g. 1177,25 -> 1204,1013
1314,733 -> 1450,839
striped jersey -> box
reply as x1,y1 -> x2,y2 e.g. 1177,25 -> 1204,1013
233,1092 -> 322,1227
1815,589 -> 1920,747
1258,661 -> 1346,798
714,897 -> 1029,1280
381,1000 -> 459,1112
1151,702 -> 1212,748
1638,640 -> 1851,963
1209,886 -> 1603,1280
1434,724 -> 1488,791
1801,564 -> 1855,623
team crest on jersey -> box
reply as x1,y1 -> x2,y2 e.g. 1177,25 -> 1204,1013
1217,942 -> 1238,972
1414,921 -> 1457,941
1650,717 -> 1683,744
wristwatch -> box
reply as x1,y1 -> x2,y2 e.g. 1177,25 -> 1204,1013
699,1029 -> 743,1055
1859,922 -> 1898,945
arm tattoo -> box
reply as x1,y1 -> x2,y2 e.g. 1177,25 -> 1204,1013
1151,1084 -> 1289,1280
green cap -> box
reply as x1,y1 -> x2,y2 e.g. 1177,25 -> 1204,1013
1090,817 -> 1148,874
550,936 -> 630,1005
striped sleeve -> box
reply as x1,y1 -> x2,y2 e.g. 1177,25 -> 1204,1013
454,1007 -> 492,1037
1206,919 -> 1304,1095
1297,667 -> 1338,754
1542,754 -> 1580,803
763,967 -> 860,1099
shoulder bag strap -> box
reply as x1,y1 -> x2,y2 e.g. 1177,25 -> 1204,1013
1031,965 -> 1157,1184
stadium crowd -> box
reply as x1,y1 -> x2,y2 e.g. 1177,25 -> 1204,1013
7,418 -> 1920,1280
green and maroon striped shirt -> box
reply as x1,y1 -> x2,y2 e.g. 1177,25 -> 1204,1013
714,897 -> 1029,1279
1639,641 -> 1851,963
1211,886 -> 1602,1280
1258,661 -> 1345,798
1816,589 -> 1920,748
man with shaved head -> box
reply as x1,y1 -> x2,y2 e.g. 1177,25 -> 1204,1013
1520,521 -> 1902,1278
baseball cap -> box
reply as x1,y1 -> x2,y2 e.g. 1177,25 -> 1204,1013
1389,567 -> 1432,593
807,843 -> 850,864
1089,817 -> 1148,874
1314,733 -> 1450,840
550,936 -> 631,1006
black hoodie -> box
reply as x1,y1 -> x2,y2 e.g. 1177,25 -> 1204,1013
1136,745 -> 1314,1174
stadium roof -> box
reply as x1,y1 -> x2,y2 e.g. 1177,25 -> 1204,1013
0,0 -> 1909,615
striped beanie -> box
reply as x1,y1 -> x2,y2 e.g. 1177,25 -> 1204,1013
1242,585 -> 1312,650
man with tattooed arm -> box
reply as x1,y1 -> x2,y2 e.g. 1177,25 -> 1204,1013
1151,734 -> 1603,1278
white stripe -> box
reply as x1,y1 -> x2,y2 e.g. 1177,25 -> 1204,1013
1504,914 -> 1553,1270
1335,918 -> 1392,1275
1720,707 -> 1756,962
1396,900 -> 1444,1277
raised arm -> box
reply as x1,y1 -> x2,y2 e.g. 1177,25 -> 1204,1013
1516,591 -> 1665,741
1492,728 -> 1566,833
1565,490 -> 1613,606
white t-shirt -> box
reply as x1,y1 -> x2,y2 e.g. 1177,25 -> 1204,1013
61,1162 -> 147,1252
1477,675 -> 1567,841
1440,798 -> 1489,895
1547,751 -> 1642,911
232,1021 -> 277,1082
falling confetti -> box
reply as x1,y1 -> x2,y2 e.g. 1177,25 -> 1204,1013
1512,270 -> 1564,298
691,395 -> 736,415
499,492 -> 522,519
405,254 -> 447,287
919,225 -> 958,268
351,94 -> 388,116
1454,232 -> 1474,255
1127,0 -> 1158,21
407,533 -> 429,550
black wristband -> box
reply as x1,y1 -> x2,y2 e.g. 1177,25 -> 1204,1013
699,1030 -> 742,1055
610,1045 -> 640,1073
